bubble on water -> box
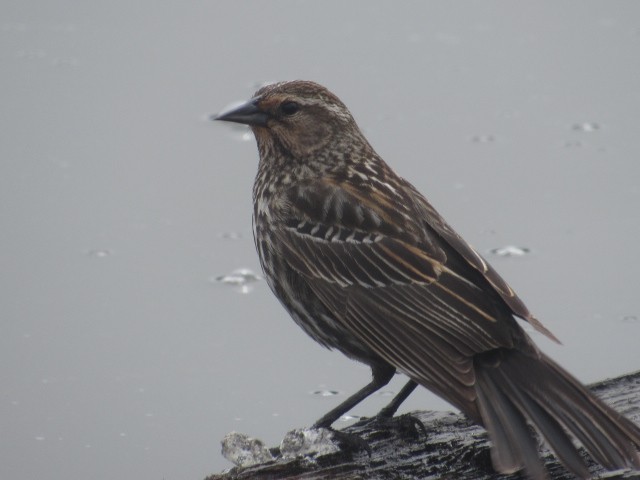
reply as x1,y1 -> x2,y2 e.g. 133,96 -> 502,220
218,232 -> 243,240
471,134 -> 496,143
376,390 -> 396,397
339,414 -> 360,422
212,102 -> 255,142
310,389 -> 340,397
226,124 -> 253,142
209,112 -> 253,141
490,245 -> 531,257
572,122 -> 600,132
213,268 -> 262,293
85,249 -> 113,258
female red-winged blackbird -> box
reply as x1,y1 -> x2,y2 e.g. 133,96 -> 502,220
215,80 -> 640,479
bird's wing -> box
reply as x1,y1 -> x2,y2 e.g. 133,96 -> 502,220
272,178 -> 534,411
408,184 -> 560,344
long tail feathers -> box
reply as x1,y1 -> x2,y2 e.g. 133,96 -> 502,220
475,350 -> 640,479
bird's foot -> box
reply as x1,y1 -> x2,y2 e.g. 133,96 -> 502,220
316,427 -> 372,456
356,412 -> 428,440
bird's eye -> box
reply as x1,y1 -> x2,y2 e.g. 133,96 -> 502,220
280,101 -> 300,116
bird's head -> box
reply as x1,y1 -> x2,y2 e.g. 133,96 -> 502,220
214,80 -> 365,158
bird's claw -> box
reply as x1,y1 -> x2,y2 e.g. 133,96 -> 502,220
322,428 -> 372,456
357,413 -> 428,440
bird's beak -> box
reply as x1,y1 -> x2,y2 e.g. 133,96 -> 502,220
212,99 -> 269,127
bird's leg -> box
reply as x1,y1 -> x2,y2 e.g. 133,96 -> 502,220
312,364 -> 395,429
375,379 -> 419,418
357,379 -> 427,439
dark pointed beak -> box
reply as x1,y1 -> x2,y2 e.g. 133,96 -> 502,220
212,99 -> 269,127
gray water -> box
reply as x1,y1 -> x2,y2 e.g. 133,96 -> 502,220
2,2 -> 639,479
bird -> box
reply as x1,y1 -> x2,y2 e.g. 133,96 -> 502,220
214,80 -> 640,479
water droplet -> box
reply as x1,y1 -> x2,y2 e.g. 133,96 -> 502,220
119,432 -> 127,437
572,122 -> 600,132
218,232 -> 243,240
339,414 -> 361,422
85,249 -> 113,258
214,102 -> 256,142
621,315 -> 638,324
471,134 -> 496,143
213,268 -> 262,294
310,389 -> 340,397
35,436 -> 45,441
490,245 -> 531,257
376,390 -> 396,397
225,124 -> 253,142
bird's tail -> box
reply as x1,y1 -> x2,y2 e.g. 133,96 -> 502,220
474,349 -> 640,479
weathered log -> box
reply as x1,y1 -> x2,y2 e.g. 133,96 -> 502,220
207,371 -> 640,479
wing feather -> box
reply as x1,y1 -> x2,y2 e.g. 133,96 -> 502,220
271,179 -> 548,416
412,189 -> 560,343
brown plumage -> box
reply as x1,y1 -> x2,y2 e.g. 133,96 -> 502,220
215,80 -> 640,479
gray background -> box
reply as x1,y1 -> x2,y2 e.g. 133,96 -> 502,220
1,1 -> 639,479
